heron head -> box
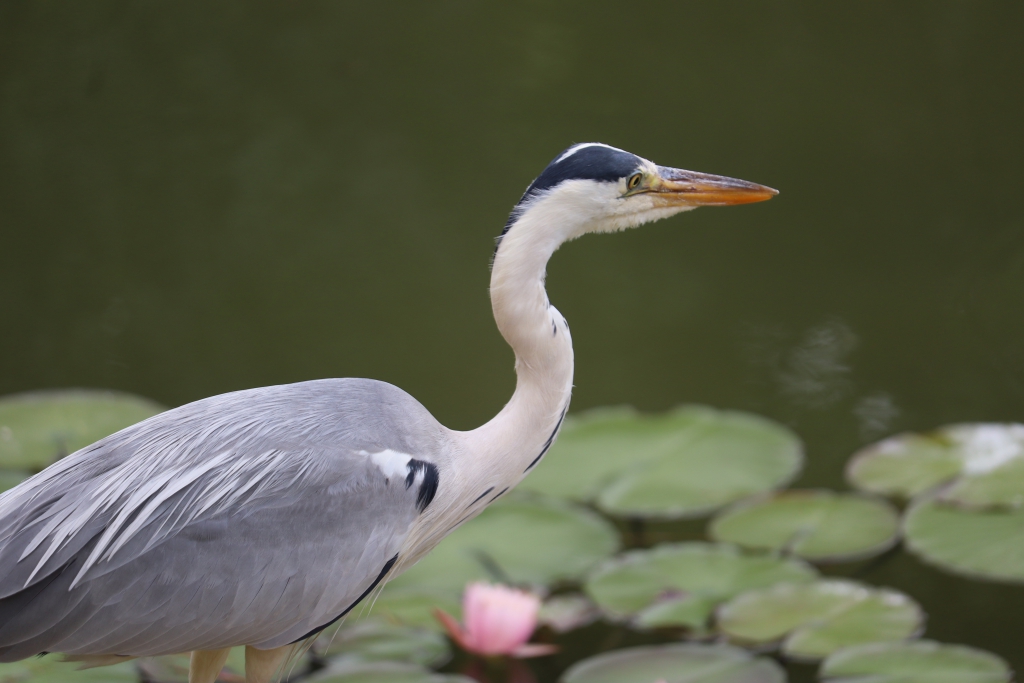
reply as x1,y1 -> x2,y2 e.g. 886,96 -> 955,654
500,143 -> 777,245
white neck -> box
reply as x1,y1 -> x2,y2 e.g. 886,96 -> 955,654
459,192 -> 582,489
400,177 -> 683,564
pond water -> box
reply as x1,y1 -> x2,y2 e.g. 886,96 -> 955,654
1,2 -> 1022,680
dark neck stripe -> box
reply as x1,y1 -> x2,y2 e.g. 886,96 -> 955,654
466,486 -> 495,509
524,404 -> 570,473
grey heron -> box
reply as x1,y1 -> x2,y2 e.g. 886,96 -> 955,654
0,143 -> 776,682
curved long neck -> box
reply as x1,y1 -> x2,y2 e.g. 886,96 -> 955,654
463,209 -> 576,482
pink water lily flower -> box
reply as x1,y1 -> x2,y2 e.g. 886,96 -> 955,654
435,582 -> 557,658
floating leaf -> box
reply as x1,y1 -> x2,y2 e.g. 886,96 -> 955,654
820,640 -> 1012,683
848,424 -> 1024,507
846,433 -> 961,499
369,588 -> 461,631
307,661 -> 474,683
716,580 -> 923,660
0,390 -> 165,471
520,406 -> 699,500
377,494 -> 618,628
521,405 -> 802,519
314,619 -> 450,668
596,408 -> 803,519
585,542 -> 817,630
903,495 -> 1024,583
560,643 -> 786,683
539,593 -> 601,633
634,594 -> 716,632
940,456 -> 1024,509
709,491 -> 900,562
0,657 -> 137,683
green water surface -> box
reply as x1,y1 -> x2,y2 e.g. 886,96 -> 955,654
1,2 -> 1022,680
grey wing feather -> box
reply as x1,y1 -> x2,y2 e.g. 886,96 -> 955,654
0,378 -> 449,659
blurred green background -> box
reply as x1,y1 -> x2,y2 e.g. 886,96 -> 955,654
1,0 -> 1023,676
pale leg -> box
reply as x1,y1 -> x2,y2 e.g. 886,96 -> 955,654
244,644 -> 295,683
189,648 -> 231,683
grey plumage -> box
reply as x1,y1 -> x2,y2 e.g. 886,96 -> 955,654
0,379 -> 450,660
0,144 -> 776,677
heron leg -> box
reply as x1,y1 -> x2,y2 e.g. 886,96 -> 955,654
244,644 -> 294,683
188,648 -> 231,683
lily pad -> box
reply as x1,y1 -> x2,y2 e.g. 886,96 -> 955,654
846,433 -> 961,499
0,390 -> 165,471
716,580 -> 923,660
369,588 -> 461,631
376,494 -> 618,628
521,406 -> 701,500
848,424 -> 1024,507
307,661 -> 474,683
521,405 -> 802,519
903,495 -> 1024,583
560,643 -> 786,683
709,491 -> 900,562
820,640 -> 1013,683
940,456 -> 1024,509
585,542 -> 817,630
0,657 -> 137,683
313,619 -> 450,667
634,594 -> 718,632
539,593 -> 601,633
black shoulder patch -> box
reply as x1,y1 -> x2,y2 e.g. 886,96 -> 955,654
497,144 -> 642,247
406,459 -> 440,513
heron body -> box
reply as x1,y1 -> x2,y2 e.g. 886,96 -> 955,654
0,143 -> 775,681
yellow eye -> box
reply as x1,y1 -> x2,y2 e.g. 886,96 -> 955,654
627,173 -> 643,190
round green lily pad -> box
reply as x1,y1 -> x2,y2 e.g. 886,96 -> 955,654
314,619 -> 450,667
633,594 -> 719,632
716,580 -> 923,660
539,593 -> 600,633
0,390 -> 165,471
368,588 -> 461,631
903,495 -> 1024,583
0,657 -> 137,683
846,433 -> 962,499
521,406 -> 703,500
521,405 -> 802,519
709,491 -> 900,562
820,640 -> 1013,683
585,542 -> 817,630
386,494 -> 618,595
560,643 -> 786,683
308,661 -> 474,683
940,456 -> 1024,509
848,424 -> 1024,508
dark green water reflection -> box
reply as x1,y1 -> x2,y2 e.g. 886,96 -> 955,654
2,1 -> 1022,679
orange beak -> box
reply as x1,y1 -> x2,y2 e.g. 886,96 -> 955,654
651,166 -> 778,207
